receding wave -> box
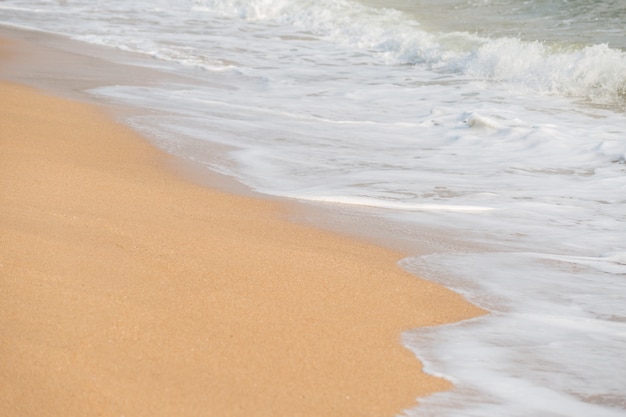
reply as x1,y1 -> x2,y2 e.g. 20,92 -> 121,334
193,0 -> 626,107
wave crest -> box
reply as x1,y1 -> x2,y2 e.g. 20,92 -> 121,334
193,0 -> 626,107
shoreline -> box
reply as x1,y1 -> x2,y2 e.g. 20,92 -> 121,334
1,30 -> 485,417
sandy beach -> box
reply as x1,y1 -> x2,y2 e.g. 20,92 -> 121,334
0,33 -> 484,417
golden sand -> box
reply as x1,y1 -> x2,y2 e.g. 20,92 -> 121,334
0,45 -> 484,417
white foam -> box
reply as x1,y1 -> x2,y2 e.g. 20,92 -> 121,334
191,0 -> 626,107
402,251 -> 626,417
3,1 -> 626,415
288,195 -> 496,213
541,252 -> 626,276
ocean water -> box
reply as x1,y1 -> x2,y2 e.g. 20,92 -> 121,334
2,1 -> 625,416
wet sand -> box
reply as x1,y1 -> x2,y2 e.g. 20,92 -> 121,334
0,34 -> 484,417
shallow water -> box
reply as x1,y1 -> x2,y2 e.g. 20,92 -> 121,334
2,1 -> 625,415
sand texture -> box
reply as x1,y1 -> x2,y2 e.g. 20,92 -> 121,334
0,50 -> 483,417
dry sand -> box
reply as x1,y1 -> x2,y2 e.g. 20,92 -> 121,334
0,38 -> 484,417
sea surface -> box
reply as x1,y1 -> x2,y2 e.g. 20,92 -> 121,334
2,1 -> 625,416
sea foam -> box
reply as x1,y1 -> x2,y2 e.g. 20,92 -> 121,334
2,1 -> 625,415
